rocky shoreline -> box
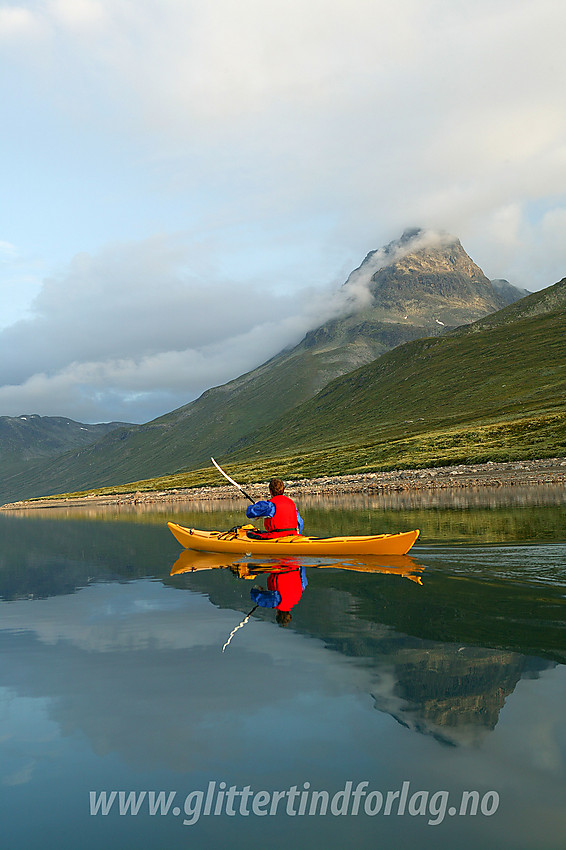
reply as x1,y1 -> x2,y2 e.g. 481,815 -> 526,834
2,456 -> 565,511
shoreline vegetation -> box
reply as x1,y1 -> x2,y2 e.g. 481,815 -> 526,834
2,456 -> 565,511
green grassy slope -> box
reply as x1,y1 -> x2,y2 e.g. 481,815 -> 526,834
239,310 -> 565,450
223,305 -> 566,473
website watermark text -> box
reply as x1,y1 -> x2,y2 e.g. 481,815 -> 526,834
90,781 -> 500,826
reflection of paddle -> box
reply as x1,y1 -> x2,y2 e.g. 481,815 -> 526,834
221,605 -> 258,653
211,457 -> 255,503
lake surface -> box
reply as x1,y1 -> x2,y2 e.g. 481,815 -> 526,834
1,488 -> 565,849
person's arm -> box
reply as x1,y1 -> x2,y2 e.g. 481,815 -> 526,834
246,500 -> 276,520
250,587 -> 282,608
296,509 -> 304,534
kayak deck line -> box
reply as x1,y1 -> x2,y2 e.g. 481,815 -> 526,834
167,522 -> 420,557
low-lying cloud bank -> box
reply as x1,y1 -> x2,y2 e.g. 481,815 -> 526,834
0,233 -> 383,423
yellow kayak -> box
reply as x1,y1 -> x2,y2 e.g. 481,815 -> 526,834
167,522 -> 420,556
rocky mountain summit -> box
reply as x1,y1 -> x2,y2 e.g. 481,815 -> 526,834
302,229 -> 516,377
354,228 -> 510,319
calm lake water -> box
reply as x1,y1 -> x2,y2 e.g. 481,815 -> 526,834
1,487 -> 565,849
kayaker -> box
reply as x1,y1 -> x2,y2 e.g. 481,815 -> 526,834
245,477 -> 304,539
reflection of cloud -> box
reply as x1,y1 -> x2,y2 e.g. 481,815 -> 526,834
0,688 -> 59,788
0,582 -> 375,772
1,582 -> 232,652
3,761 -> 35,787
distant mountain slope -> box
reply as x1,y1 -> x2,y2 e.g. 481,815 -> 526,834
227,279 -> 566,467
0,415 -> 131,477
451,275 -> 566,334
150,229 -> 521,455
491,278 -> 531,306
0,230 -> 527,503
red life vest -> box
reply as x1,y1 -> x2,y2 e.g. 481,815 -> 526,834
263,494 -> 299,538
267,570 -> 304,610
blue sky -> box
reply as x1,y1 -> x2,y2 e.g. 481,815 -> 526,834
1,0 -> 566,423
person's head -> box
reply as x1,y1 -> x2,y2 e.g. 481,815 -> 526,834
269,477 -> 285,496
276,610 -> 292,627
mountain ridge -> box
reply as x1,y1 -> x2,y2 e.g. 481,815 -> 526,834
0,415 -> 132,476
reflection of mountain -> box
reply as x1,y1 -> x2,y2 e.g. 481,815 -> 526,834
0,513 -> 177,600
0,579 -> 553,774
179,567 -> 557,745
369,642 -> 548,746
294,584 -> 552,746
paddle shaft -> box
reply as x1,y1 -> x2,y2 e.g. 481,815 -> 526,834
211,456 -> 255,503
221,604 -> 258,652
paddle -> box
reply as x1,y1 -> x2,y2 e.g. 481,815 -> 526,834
211,456 -> 255,504
221,604 -> 258,652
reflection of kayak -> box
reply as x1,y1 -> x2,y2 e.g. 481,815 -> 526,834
169,550 -> 300,576
167,522 -> 420,556
170,547 -> 424,584
169,550 -> 238,573
312,557 -> 424,584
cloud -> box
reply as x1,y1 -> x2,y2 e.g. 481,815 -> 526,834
1,0 -> 566,419
0,243 -> 45,331
0,241 -> 18,259
0,235 -> 350,422
0,219 -> 556,423
4,1 -> 566,213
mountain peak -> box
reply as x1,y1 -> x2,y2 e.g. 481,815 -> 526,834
389,226 -> 458,252
351,228 -> 458,278
340,228 -> 505,326
384,226 -> 459,257
345,228 -> 468,290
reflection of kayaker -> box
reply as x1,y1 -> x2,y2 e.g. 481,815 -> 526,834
220,562 -> 307,649
250,560 -> 308,626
